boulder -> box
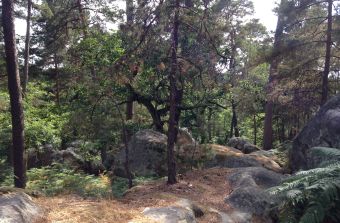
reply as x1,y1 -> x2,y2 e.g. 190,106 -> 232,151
114,129 -> 168,177
225,167 -> 285,216
0,192 -> 44,223
143,206 -> 196,223
227,137 -> 261,154
290,94 -> 340,172
27,144 -> 56,169
204,144 -> 282,173
142,199 -> 201,223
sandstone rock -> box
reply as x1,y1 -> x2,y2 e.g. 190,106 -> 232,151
227,137 -> 261,154
143,206 -> 196,223
290,94 -> 340,172
225,167 -> 285,216
204,144 -> 282,173
0,192 -> 44,223
115,129 -> 168,177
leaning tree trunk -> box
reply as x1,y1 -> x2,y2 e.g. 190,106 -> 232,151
263,1 -> 285,150
321,0 -> 333,105
167,0 -> 182,185
22,0 -> 32,94
2,0 -> 26,188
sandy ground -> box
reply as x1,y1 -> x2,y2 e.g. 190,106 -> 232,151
36,167 -> 234,223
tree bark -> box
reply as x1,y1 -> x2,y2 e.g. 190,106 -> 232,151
125,0 -> 135,141
2,0 -> 26,188
54,54 -> 60,106
321,0 -> 332,105
22,0 -> 32,94
263,1 -> 285,150
230,98 -> 239,138
253,114 -> 257,145
167,0 -> 182,185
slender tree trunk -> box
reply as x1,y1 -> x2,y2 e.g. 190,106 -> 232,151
54,54 -> 60,106
321,0 -> 333,105
230,99 -> 239,138
22,0 -> 32,94
167,0 -> 182,184
125,0 -> 135,140
2,0 -> 26,188
263,1 -> 284,150
253,114 -> 257,145
115,105 -> 133,188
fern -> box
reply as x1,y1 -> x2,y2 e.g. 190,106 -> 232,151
269,160 -> 340,223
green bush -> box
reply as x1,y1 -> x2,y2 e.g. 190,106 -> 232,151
26,164 -> 112,198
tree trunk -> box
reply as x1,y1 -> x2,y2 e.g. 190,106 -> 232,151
263,1 -> 285,150
230,99 -> 239,138
54,54 -> 60,106
167,0 -> 182,185
253,114 -> 257,145
2,0 -> 26,188
22,0 -> 32,94
321,0 -> 333,105
125,0 -> 135,141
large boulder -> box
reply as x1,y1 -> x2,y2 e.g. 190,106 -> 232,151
227,137 -> 261,154
27,144 -> 57,169
204,144 -> 282,173
142,199 -> 201,223
0,192 -> 44,223
115,129 -> 168,177
225,167 -> 285,216
290,94 -> 340,172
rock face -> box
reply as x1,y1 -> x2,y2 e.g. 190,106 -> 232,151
290,94 -> 340,172
205,144 -> 282,173
225,167 -> 285,216
0,192 -> 44,223
115,129 -> 168,177
227,137 -> 261,154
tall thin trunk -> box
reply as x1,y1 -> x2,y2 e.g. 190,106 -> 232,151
321,0 -> 333,105
115,105 -> 133,188
2,0 -> 26,188
54,54 -> 60,106
263,1 -> 285,150
125,0 -> 134,140
230,99 -> 239,138
253,114 -> 257,145
22,0 -> 32,94
167,0 -> 181,185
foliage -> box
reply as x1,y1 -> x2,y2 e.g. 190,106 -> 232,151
111,176 -> 160,198
25,164 -> 112,198
269,154 -> 340,223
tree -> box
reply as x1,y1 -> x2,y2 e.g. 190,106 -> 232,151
263,0 -> 286,150
22,0 -> 32,94
321,0 -> 333,105
2,0 -> 26,188
167,0 -> 181,184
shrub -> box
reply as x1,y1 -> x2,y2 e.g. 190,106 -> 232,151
269,149 -> 340,223
26,164 -> 112,198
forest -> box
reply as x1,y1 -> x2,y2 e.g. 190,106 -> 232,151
0,0 -> 339,222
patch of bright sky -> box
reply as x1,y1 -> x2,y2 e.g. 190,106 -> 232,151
15,0 -> 279,37
252,0 -> 278,32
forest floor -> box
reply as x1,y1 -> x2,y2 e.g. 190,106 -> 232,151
36,167 -> 238,223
